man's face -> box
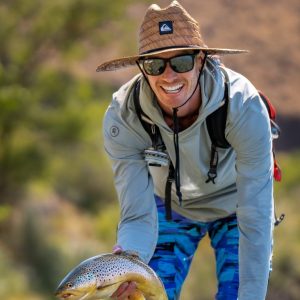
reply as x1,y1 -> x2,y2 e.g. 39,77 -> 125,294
143,50 -> 204,111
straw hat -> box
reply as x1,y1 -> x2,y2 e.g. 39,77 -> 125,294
96,1 -> 248,72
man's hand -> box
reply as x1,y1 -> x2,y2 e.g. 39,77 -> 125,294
112,245 -> 124,255
111,281 -> 137,300
111,245 -> 138,300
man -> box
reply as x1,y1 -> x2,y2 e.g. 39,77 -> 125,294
97,1 -> 274,299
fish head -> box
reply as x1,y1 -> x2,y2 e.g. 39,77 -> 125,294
55,263 -> 98,300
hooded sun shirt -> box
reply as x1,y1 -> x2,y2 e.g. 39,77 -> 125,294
103,58 -> 274,300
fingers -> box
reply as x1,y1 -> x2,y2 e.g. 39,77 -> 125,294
111,281 -> 137,300
112,245 -> 123,254
112,245 -> 140,259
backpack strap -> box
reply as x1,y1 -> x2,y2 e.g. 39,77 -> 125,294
206,83 -> 230,149
205,83 -> 230,183
205,84 -> 283,184
133,79 -> 174,221
205,81 -> 284,225
134,79 -> 159,148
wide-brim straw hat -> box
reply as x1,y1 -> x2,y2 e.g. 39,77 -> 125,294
96,1 -> 248,72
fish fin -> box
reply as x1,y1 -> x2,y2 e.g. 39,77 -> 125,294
128,289 -> 145,300
78,289 -> 96,300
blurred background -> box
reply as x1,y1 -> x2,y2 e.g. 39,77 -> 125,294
0,0 -> 299,299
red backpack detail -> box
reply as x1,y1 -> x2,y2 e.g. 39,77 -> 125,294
258,91 -> 282,182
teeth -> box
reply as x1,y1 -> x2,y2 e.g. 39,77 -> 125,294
162,84 -> 183,93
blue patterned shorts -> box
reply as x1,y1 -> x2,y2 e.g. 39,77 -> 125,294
149,196 -> 239,300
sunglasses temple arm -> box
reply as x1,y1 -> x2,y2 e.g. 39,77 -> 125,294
136,61 -> 151,87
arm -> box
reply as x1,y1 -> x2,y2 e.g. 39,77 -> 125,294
103,102 -> 158,263
227,90 -> 274,300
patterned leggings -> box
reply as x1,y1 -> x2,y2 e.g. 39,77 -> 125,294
149,196 -> 239,300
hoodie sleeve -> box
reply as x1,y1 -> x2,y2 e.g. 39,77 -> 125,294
103,95 -> 158,263
226,81 -> 274,300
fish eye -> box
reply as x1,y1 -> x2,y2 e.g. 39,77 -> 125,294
65,282 -> 73,289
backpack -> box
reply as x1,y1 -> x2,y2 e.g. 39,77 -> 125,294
133,79 -> 284,225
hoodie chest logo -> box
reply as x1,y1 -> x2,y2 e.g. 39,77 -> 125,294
110,126 -> 119,137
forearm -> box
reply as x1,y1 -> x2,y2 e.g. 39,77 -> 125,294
237,175 -> 274,300
117,214 -> 158,263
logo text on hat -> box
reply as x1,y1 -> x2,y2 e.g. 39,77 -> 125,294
159,21 -> 173,35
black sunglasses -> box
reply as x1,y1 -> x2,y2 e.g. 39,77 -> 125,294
139,52 -> 199,76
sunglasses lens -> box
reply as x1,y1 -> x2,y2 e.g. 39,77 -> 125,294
170,55 -> 195,73
143,59 -> 165,76
141,54 -> 196,76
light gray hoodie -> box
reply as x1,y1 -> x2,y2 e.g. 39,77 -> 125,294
103,58 -> 274,300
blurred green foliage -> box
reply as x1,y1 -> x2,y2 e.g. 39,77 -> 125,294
0,0 -> 134,299
0,0 -> 299,299
0,0 -> 135,205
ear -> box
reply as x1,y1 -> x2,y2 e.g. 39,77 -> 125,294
196,51 -> 206,70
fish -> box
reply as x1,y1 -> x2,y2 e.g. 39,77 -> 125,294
55,252 -> 168,300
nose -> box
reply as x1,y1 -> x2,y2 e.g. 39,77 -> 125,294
161,62 -> 177,80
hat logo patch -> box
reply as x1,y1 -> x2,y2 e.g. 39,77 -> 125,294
159,21 -> 173,35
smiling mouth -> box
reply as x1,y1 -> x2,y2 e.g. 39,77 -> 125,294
161,84 -> 183,94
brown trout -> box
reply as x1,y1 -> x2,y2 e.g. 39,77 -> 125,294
55,252 -> 167,300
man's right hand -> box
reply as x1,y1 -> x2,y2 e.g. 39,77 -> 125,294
111,245 -> 138,300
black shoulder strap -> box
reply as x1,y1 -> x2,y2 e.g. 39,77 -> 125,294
205,83 -> 230,184
133,79 -> 153,136
133,79 -> 162,148
206,83 -> 231,149
133,78 -> 174,221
